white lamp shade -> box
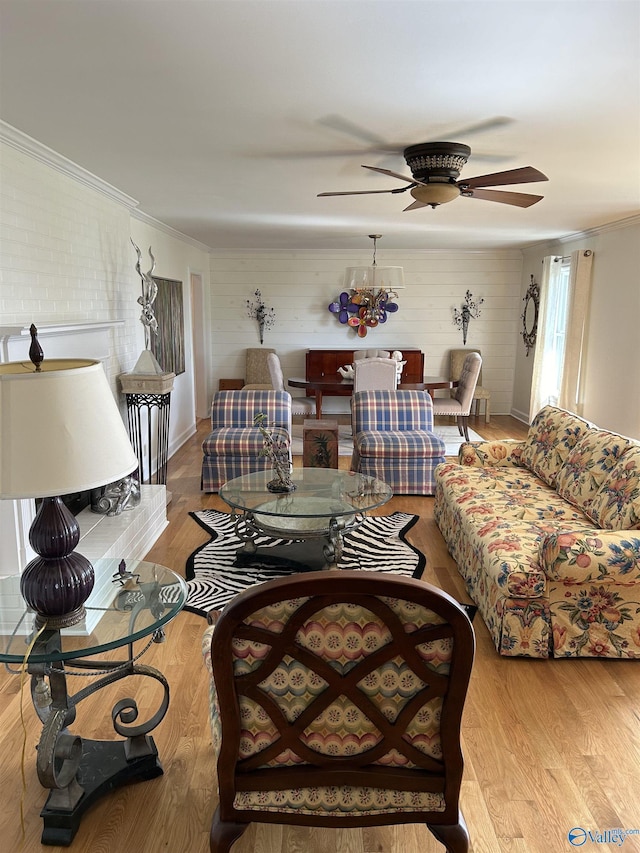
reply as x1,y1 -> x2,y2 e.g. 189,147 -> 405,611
0,359 -> 138,499
345,266 -> 405,291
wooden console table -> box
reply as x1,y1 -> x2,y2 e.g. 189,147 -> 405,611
306,349 -> 423,388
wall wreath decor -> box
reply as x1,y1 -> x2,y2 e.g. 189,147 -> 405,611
521,275 -> 540,356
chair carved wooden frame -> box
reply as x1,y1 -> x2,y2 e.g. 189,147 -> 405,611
206,570 -> 475,853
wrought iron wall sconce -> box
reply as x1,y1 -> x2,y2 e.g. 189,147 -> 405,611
247,289 -> 276,343
452,290 -> 484,344
521,275 -> 540,356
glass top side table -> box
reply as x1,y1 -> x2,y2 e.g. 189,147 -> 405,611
0,560 -> 187,846
220,468 -> 393,570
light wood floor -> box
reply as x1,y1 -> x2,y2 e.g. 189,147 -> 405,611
2,415 -> 639,853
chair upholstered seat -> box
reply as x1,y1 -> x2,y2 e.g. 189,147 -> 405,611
202,570 -> 475,853
449,348 -> 490,423
433,352 -> 482,442
201,389 -> 291,492
242,347 -> 275,389
353,356 -> 398,391
351,390 -> 446,495
266,352 -> 316,417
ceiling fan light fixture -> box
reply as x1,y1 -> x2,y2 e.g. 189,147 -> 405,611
411,183 -> 461,207
403,141 -> 471,180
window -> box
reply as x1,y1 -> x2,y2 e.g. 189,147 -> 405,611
545,258 -> 571,405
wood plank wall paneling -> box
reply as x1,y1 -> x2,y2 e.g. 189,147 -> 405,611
210,250 -> 524,415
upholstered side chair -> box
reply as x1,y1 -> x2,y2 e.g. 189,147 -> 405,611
449,349 -> 490,423
351,389 -> 446,494
432,352 -> 482,442
353,348 -> 391,360
353,357 -> 398,391
266,352 -> 316,418
201,389 -> 291,492
242,347 -> 275,389
202,570 -> 475,853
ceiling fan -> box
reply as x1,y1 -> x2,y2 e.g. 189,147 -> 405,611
318,141 -> 548,210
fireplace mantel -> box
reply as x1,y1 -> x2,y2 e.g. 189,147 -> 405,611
0,320 -> 124,364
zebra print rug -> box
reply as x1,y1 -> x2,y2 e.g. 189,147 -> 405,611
184,509 -> 425,618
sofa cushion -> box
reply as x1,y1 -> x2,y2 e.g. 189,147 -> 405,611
203,425 -> 289,457
555,430 -> 632,517
521,406 -> 590,488
587,445 -> 640,529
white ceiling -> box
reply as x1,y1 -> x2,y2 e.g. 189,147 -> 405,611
1,0 -> 639,252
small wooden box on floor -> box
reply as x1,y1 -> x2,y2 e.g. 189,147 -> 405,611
303,419 -> 339,468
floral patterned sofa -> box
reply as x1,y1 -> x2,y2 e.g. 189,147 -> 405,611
434,406 -> 640,658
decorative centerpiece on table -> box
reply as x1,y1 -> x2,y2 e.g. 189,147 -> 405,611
254,412 -> 296,493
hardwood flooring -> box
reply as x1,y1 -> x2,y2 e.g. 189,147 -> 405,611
1,415 -> 638,852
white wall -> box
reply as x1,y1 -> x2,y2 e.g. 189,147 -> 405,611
512,217 -> 640,439
209,250 -> 524,416
0,134 -> 211,458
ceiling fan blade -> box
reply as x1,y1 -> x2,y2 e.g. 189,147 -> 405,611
318,188 -> 405,197
460,166 -> 548,189
362,164 -> 426,185
466,188 -> 544,207
443,116 -> 513,139
403,199 -> 428,211
317,115 -> 395,149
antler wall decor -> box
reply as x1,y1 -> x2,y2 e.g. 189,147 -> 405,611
452,290 -> 484,344
131,239 -> 158,349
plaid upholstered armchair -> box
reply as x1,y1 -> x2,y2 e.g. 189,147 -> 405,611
201,389 -> 292,492
202,570 -> 475,853
351,390 -> 446,495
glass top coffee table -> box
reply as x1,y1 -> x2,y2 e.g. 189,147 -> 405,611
220,468 -> 392,570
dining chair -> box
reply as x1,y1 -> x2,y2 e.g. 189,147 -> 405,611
266,352 -> 316,417
449,349 -> 490,423
242,347 -> 275,389
202,570 -> 475,853
432,352 -> 482,441
353,348 -> 391,360
353,356 -> 398,391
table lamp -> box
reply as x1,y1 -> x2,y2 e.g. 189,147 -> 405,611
0,327 -> 138,627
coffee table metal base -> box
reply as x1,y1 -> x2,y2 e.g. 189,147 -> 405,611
232,506 -> 364,571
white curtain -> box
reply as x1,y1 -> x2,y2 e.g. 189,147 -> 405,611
558,249 -> 594,415
529,255 -> 561,417
529,250 -> 594,420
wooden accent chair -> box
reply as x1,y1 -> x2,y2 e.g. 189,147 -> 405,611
202,570 -> 475,853
449,349 -> 490,423
201,389 -> 291,492
432,352 -> 482,442
351,390 -> 446,494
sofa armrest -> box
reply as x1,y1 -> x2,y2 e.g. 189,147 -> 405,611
458,440 -> 525,468
541,531 -> 640,584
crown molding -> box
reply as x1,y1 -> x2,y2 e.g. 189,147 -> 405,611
0,120 -> 139,210
130,207 -> 212,254
525,213 -> 640,252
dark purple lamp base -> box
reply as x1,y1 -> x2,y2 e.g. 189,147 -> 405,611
20,496 -> 95,628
